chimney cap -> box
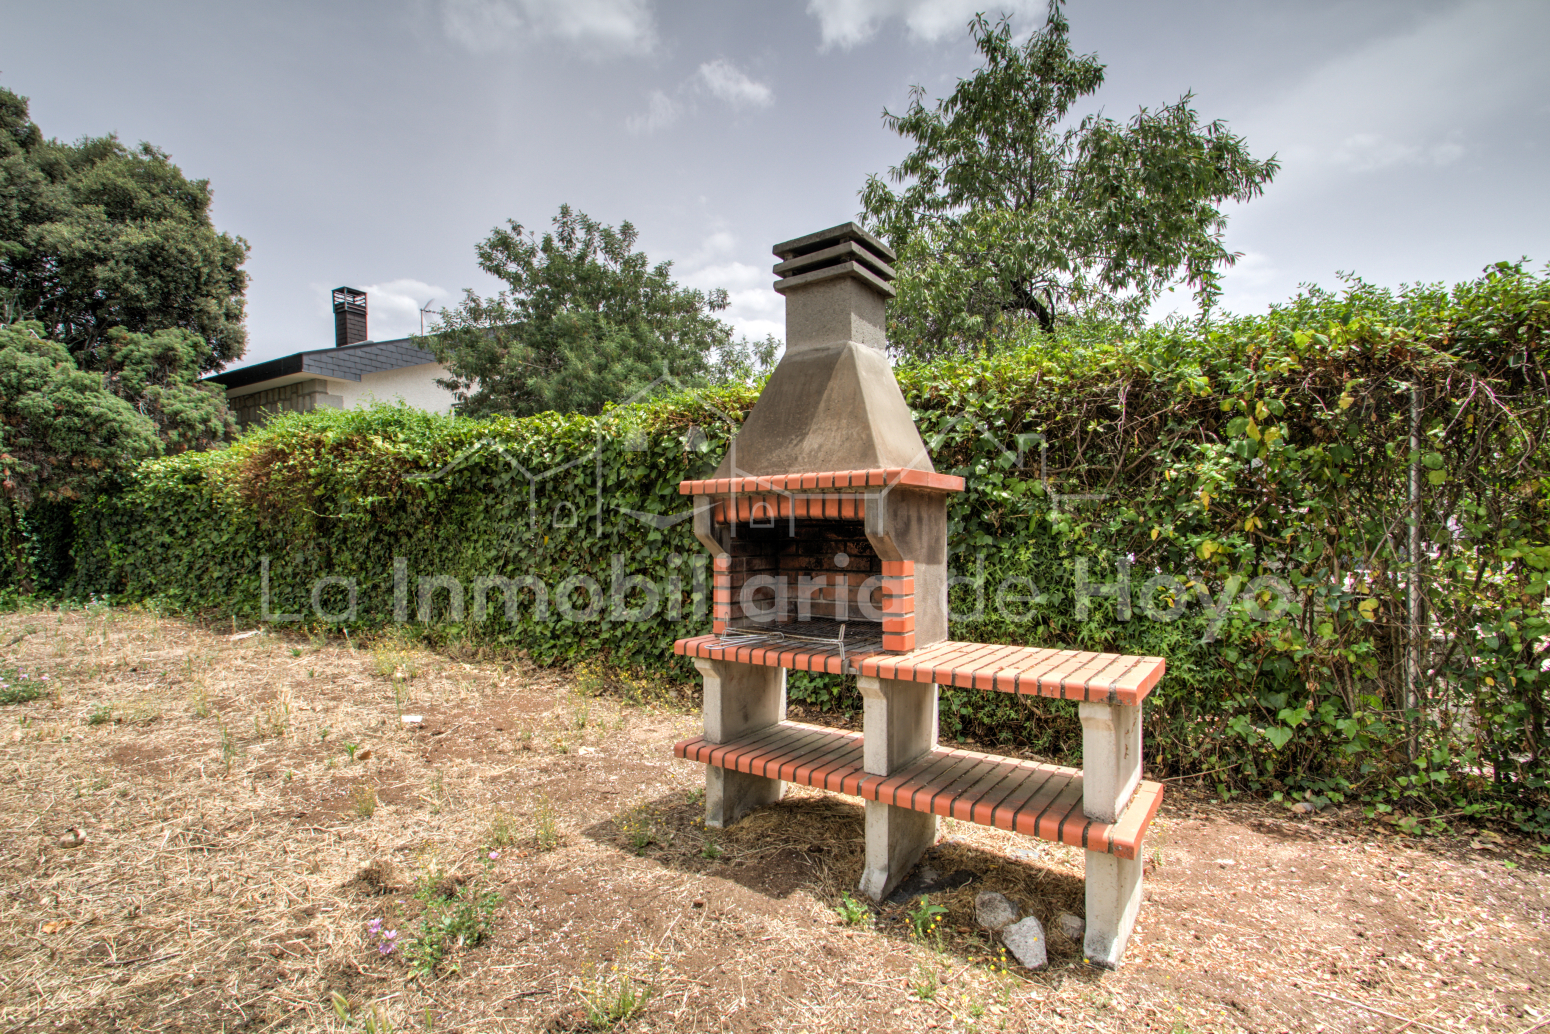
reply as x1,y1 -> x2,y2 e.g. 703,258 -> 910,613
772,222 -> 896,264
332,286 -> 367,309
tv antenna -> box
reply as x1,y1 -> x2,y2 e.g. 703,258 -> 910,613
419,298 -> 438,336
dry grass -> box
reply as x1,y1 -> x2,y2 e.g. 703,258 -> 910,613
0,604 -> 1546,1033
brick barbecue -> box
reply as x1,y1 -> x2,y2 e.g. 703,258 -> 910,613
672,222 -> 1164,968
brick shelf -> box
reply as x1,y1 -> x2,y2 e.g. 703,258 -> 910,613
674,635 -> 1165,707
674,721 -> 1162,859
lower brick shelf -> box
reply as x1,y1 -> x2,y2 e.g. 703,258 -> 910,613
674,721 -> 1162,860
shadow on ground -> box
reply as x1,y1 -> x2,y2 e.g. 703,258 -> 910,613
581,785 -> 1103,972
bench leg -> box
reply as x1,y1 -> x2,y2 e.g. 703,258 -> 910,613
1084,850 -> 1142,968
859,800 -> 936,901
1078,700 -> 1142,823
695,658 -> 786,828
856,676 -> 938,900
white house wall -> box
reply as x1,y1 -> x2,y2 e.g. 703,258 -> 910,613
330,363 -> 457,415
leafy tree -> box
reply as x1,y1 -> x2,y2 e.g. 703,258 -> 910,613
0,87 -> 249,371
0,321 -> 160,586
98,326 -> 236,451
859,4 -> 1279,359
0,318 -> 233,586
429,205 -> 748,417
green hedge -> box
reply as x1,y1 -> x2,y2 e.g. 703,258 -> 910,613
51,263 -> 1550,831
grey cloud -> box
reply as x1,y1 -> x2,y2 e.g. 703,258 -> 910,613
441,0 -> 657,55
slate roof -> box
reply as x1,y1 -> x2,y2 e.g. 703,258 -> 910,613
205,337 -> 440,391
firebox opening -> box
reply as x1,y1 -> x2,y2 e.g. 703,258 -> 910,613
718,518 -> 886,653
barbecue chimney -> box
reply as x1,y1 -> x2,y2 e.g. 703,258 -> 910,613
685,223 -> 962,656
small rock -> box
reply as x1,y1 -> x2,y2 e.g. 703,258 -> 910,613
692,898 -> 705,908
975,891 -> 1019,931
57,828 -> 85,849
1216,858 -> 1236,867
1055,912 -> 1085,941
1000,916 -> 1047,969
400,714 -> 423,725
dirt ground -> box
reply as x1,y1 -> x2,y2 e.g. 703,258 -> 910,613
0,605 -> 1546,1034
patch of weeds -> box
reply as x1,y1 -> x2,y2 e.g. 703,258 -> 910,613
909,959 -> 939,1001
977,941 -> 1013,981
403,869 -> 500,977
535,795 -> 561,851
487,809 -> 520,849
426,769 -> 446,814
87,703 -> 113,726
834,891 -> 871,926
219,725 -> 239,775
188,688 -> 210,718
343,741 -> 361,762
289,647 -> 303,658
122,700 -> 161,726
0,666 -> 45,705
572,661 -> 607,698
330,991 -> 394,1033
616,807 -> 656,855
907,895 -> 948,942
254,699 -> 288,739
700,839 -> 723,860
352,784 -> 378,819
571,691 -> 592,731
578,962 -> 651,1029
371,644 -> 419,682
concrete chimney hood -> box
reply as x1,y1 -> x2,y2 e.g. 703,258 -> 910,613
708,223 -> 937,478
681,222 -> 964,658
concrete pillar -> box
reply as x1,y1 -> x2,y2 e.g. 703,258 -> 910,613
856,675 -> 939,900
858,801 -> 937,900
859,676 -> 936,775
1084,850 -> 1143,968
695,657 -> 786,828
1078,700 -> 1142,823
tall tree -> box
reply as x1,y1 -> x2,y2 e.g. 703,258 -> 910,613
429,205 -> 745,417
859,5 -> 1279,359
0,87 -> 249,372
0,321 -> 162,587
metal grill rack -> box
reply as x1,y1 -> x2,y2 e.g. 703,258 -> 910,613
717,619 -> 884,665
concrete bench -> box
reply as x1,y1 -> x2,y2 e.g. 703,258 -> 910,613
672,636 -> 1165,968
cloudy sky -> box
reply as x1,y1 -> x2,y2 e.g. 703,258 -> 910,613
3,0 -> 1547,365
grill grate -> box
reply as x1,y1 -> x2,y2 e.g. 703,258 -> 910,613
718,618 -> 884,663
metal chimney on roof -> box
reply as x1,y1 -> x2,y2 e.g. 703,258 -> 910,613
332,287 -> 368,348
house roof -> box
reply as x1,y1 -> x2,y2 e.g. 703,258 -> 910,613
205,337 -> 440,391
